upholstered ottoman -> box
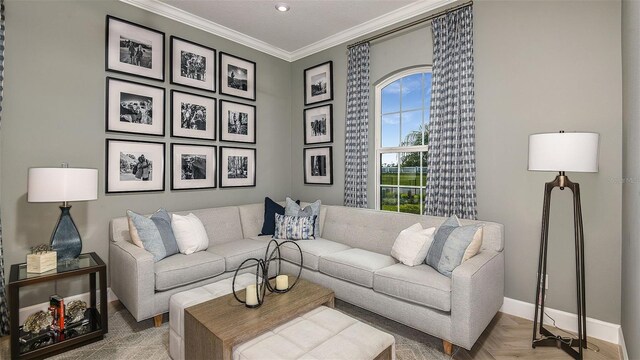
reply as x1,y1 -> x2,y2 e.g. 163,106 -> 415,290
233,306 -> 395,360
169,273 -> 256,360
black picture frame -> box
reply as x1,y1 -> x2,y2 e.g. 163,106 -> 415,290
219,100 -> 256,144
219,146 -> 256,188
171,143 -> 217,190
219,52 -> 256,101
105,15 -> 165,82
106,77 -> 165,136
170,36 -> 216,93
304,104 -> 333,145
304,146 -> 333,185
105,139 -> 166,194
170,90 -> 216,140
304,61 -> 333,105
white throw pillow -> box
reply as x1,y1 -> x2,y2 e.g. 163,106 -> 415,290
171,213 -> 209,255
391,223 -> 436,266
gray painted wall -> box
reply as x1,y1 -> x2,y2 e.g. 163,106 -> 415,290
291,0 -> 622,323
622,0 -> 640,357
2,0 -> 292,304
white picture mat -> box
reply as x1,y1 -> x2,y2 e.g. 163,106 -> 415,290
108,79 -> 164,135
220,148 -> 255,187
220,101 -> 255,143
220,54 -> 255,100
305,105 -> 332,143
107,140 -> 164,192
305,62 -> 332,104
172,91 -> 216,140
171,38 -> 215,91
107,18 -> 163,80
172,144 -> 216,189
305,147 -> 332,184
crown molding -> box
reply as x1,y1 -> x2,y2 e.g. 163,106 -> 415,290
289,0 -> 458,61
119,0 -> 457,63
119,0 -> 293,61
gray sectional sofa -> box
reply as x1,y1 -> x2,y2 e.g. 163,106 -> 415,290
109,201 -> 504,351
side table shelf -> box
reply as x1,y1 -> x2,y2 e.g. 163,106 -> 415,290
8,252 -> 108,360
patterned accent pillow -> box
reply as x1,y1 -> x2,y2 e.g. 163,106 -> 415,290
285,197 -> 321,237
127,208 -> 179,262
425,215 -> 484,277
273,214 -> 317,240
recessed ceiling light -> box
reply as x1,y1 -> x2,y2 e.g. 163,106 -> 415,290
275,3 -> 290,12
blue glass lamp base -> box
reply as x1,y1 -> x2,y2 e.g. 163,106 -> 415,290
51,205 -> 82,261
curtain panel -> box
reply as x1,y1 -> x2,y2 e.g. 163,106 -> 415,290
0,0 -> 9,336
343,43 -> 370,208
424,5 -> 478,220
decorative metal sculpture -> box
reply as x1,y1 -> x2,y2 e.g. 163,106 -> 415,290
232,239 -> 303,308
23,310 -> 53,334
65,300 -> 87,323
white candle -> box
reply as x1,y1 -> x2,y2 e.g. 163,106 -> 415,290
275,275 -> 288,291
245,284 -> 259,306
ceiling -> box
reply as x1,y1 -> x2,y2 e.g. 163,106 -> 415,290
121,0 -> 456,61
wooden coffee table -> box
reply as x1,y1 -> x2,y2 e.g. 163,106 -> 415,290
184,278 -> 335,360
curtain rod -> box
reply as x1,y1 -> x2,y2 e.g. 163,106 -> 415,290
347,1 -> 473,49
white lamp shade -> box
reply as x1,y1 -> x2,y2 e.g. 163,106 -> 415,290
528,132 -> 599,173
28,167 -> 98,202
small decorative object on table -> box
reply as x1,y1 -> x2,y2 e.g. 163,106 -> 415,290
231,239 -> 303,308
26,244 -> 57,274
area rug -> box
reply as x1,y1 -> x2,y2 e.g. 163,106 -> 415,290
3,300 -> 450,360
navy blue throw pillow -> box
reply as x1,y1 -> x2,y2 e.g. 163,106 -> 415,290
260,197 -> 299,235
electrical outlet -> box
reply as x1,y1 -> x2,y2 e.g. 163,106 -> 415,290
545,274 -> 549,290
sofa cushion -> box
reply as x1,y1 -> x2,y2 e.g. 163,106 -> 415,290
373,263 -> 451,312
277,238 -> 351,271
318,248 -> 397,288
208,239 -> 268,271
154,251 -> 225,291
180,206 -> 243,245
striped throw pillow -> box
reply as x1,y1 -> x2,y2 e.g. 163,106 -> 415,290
425,215 -> 484,277
127,209 -> 179,262
273,214 -> 317,240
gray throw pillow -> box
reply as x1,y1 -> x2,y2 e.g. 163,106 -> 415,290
273,214 -> 317,240
127,208 -> 179,262
425,215 -> 483,277
285,197 -> 321,236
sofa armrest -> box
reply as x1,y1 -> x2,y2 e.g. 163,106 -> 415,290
109,240 -> 156,322
450,250 -> 504,349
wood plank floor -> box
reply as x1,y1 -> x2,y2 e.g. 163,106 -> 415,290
453,312 -> 620,360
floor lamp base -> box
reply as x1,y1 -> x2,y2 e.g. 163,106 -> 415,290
533,326 -> 584,360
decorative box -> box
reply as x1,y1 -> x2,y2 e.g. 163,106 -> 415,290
26,251 -> 57,273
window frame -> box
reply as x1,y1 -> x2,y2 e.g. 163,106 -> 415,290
374,66 -> 432,213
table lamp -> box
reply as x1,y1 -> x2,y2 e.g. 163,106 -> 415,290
28,164 -> 98,261
528,131 -> 599,360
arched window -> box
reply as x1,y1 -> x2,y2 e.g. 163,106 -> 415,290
374,67 -> 432,214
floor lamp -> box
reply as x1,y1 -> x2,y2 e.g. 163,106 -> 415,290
528,131 -> 599,360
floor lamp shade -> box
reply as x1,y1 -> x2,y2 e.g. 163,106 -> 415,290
28,167 -> 98,261
528,132 -> 599,173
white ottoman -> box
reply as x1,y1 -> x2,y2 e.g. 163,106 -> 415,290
169,273 -> 257,360
233,306 -> 395,360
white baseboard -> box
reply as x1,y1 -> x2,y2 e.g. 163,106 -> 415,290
619,327 -> 629,360
18,287 -> 118,324
500,297 -> 621,345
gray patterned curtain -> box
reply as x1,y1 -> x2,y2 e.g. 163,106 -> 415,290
344,43 -> 370,208
0,0 -> 8,336
423,5 -> 477,220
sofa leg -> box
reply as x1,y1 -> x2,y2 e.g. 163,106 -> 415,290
443,340 -> 453,355
153,314 -> 163,327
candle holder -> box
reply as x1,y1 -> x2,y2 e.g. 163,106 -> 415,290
232,239 -> 303,308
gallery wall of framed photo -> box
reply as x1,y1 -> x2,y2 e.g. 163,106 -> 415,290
104,15 -> 258,194
303,61 -> 334,185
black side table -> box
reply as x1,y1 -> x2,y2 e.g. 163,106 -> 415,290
8,252 -> 108,359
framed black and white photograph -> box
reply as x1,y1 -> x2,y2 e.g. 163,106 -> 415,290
171,90 -> 216,140
106,77 -> 165,136
219,146 -> 256,188
171,143 -> 216,190
170,36 -> 216,92
219,100 -> 256,144
219,52 -> 256,101
304,104 -> 333,145
304,61 -> 333,105
105,15 -> 165,81
304,146 -> 333,185
106,139 -> 165,193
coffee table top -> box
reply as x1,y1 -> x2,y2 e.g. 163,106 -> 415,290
185,278 -> 334,350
